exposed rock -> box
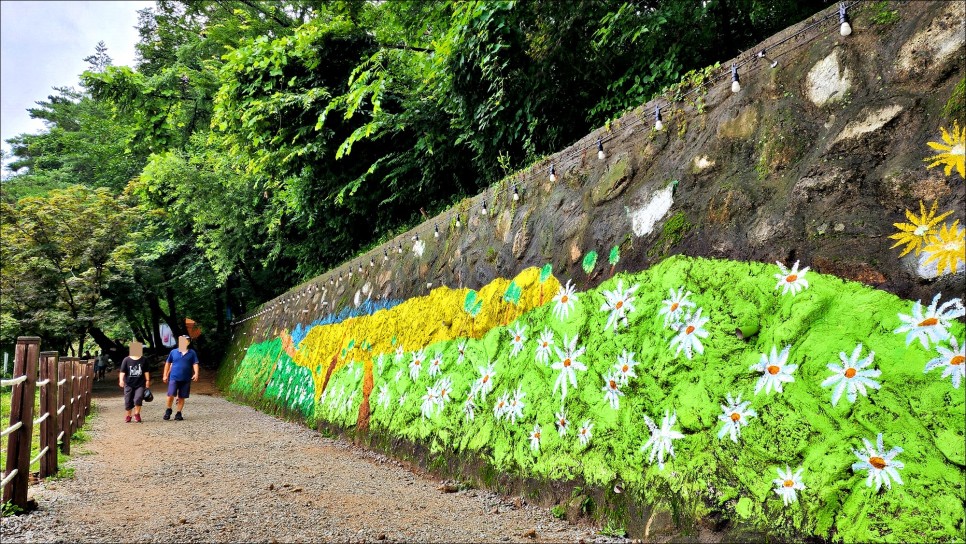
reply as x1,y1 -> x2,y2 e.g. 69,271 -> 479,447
805,50 -> 852,107
511,225 -> 530,260
717,106 -> 759,139
831,104 -> 903,145
896,1 -> 965,82
591,155 -> 633,205
692,155 -> 715,172
495,210 -> 513,244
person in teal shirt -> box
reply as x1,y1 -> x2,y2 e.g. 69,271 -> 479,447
163,335 -> 200,421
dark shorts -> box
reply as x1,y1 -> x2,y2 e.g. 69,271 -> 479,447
124,385 -> 145,410
167,380 -> 191,399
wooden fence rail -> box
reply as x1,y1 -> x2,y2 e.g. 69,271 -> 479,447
1,337 -> 93,509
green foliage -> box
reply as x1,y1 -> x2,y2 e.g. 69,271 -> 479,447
550,504 -> 566,519
869,1 -> 900,26
647,212 -> 693,259
600,520 -> 627,537
943,78 -> 966,124
2,501 -> 24,517
582,251 -> 598,275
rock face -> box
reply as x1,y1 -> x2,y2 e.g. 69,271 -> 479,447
234,1 -> 964,343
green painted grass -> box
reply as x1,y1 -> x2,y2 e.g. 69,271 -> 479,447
229,255 -> 966,542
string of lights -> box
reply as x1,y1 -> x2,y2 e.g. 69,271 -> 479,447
231,1 -> 865,328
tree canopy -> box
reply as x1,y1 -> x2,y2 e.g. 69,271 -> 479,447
1,0 -> 825,360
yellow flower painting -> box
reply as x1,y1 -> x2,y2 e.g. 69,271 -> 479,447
925,121 -> 965,179
922,220 -> 965,276
889,200 -> 953,257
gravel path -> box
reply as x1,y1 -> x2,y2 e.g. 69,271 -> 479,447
2,370 -> 624,543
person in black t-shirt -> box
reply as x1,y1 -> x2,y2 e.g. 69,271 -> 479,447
119,352 -> 152,423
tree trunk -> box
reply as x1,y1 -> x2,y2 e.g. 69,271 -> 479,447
89,327 -> 123,365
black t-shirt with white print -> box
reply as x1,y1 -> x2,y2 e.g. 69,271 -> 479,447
119,357 -> 150,388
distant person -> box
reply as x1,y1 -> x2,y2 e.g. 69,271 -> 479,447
119,344 -> 151,423
163,335 -> 200,421
95,353 -> 107,380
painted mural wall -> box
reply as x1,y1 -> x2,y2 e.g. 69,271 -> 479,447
220,3 -> 965,541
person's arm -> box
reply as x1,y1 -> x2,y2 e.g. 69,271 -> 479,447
163,361 -> 171,383
145,371 -> 151,389
118,360 -> 126,388
192,363 -> 200,382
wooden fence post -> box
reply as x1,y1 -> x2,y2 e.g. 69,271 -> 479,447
39,351 -> 59,478
57,358 -> 71,455
80,361 -> 92,427
2,337 -> 40,508
63,357 -> 78,435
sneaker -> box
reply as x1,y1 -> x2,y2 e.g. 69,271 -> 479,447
174,412 -> 184,421
134,414 -> 142,423
125,415 -> 132,423
163,408 -> 172,420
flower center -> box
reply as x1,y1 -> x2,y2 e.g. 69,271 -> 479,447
767,365 -> 780,375
730,412 -> 741,422
616,301 -> 623,309
482,375 -> 489,383
515,336 -> 521,342
913,224 -> 929,236
534,432 -> 540,439
685,325 -> 695,335
670,302 -> 679,311
609,380 -> 617,389
951,143 -> 965,156
951,355 -> 965,366
869,456 -> 887,470
415,361 -> 421,366
561,295 -> 569,304
622,364 -> 629,372
564,358 -> 571,367
918,317 -> 939,327
845,368 -> 857,378
783,479 -> 794,488
786,274 -> 797,283
542,342 -> 548,348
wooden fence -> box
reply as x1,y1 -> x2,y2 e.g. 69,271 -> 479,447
1,337 -> 93,509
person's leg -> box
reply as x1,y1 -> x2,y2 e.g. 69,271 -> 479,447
133,386 -> 145,422
164,380 -> 177,420
174,381 -> 190,420
124,386 -> 134,422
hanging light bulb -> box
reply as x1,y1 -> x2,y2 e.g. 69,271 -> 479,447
549,164 -> 556,182
654,106 -> 663,131
384,248 -> 389,261
757,49 -> 777,68
731,64 -> 741,93
434,224 -> 439,239
455,214 -> 462,228
513,184 -> 519,201
839,3 -> 852,36
597,137 -> 605,160
398,242 -> 403,254
370,257 -> 375,267
481,200 -> 488,216
358,263 -> 363,273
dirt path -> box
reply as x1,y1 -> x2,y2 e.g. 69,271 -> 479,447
1,368 -> 620,543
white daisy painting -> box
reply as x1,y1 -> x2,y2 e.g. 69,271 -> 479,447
509,322 -> 527,357
578,420 -> 594,446
751,345 -> 797,395
641,409 -> 685,470
602,372 -> 624,410
535,328 -> 554,365
774,260 -> 810,296
821,344 -> 881,406
894,293 -> 965,349
658,287 -> 695,327
436,377 -> 453,404
475,363 -> 496,400
772,466 -> 806,506
493,392 -> 510,420
551,334 -> 588,401
552,280 -> 579,321
463,390 -> 477,421
507,386 -> 526,424
457,340 -> 467,365
529,423 -> 542,451
394,345 -> 405,361
600,280 -> 640,331
555,409 -> 570,436
717,393 -> 757,443
420,384 -> 439,419
409,349 -> 426,381
613,350 -> 638,385
377,383 -> 391,410
429,351 -> 444,377
924,335 -> 965,388
669,308 -> 710,359
851,433 -> 904,492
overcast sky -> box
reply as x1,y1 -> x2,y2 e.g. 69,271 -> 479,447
1,1 -> 153,171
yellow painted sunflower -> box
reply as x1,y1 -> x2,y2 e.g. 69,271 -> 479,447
889,200 -> 953,257
922,220 -> 965,276
925,120 -> 965,179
